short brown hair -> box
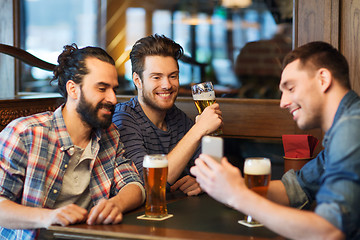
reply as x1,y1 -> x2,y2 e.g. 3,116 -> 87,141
130,34 -> 183,80
282,41 -> 351,89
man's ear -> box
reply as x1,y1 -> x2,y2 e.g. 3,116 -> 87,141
66,80 -> 80,100
133,72 -> 142,90
317,68 -> 332,92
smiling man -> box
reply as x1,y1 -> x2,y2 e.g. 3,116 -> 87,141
191,41 -> 360,239
112,34 -> 222,196
0,44 -> 144,239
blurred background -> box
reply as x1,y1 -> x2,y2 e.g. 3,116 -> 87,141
18,0 -> 292,99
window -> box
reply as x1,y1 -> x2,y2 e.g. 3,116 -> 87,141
120,0 -> 292,99
19,0 -> 292,99
19,0 -> 98,95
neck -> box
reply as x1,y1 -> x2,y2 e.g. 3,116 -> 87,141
62,102 -> 92,148
322,88 -> 349,132
138,98 -> 168,131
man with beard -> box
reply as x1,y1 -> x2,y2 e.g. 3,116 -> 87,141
112,34 -> 222,196
0,44 -> 145,239
191,42 -> 360,239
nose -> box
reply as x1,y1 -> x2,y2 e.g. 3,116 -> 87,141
280,92 -> 291,109
161,77 -> 172,90
106,89 -> 117,105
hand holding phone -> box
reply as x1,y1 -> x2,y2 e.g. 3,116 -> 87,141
201,136 -> 224,162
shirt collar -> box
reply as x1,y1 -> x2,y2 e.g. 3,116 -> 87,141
323,90 -> 359,144
331,90 -> 359,129
53,105 -> 102,153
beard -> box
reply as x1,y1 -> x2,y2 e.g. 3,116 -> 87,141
76,93 -> 115,129
141,85 -> 177,112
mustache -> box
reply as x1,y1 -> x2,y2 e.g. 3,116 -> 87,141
97,102 -> 115,113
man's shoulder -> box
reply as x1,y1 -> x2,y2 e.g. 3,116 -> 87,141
7,111 -> 54,132
114,97 -> 141,116
101,123 -> 121,140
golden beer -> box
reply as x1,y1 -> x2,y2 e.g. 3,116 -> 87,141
192,82 -> 222,135
143,154 -> 168,218
194,99 -> 216,114
243,157 -> 271,224
244,174 -> 271,197
191,82 -> 216,114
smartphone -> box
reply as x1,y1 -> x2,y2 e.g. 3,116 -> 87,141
201,136 -> 224,162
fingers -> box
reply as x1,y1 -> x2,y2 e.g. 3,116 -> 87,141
50,204 -> 87,227
171,176 -> 202,196
170,177 -> 186,192
87,199 -> 122,225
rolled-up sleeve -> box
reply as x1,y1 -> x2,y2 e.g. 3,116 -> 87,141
281,169 -> 310,209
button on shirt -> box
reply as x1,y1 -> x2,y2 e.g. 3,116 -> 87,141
53,141 -> 93,210
0,105 -> 144,240
282,90 -> 360,239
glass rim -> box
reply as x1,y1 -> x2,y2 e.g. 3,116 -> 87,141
143,154 -> 168,167
244,157 -> 270,161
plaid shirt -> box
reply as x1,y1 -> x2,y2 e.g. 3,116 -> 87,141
0,106 -> 144,240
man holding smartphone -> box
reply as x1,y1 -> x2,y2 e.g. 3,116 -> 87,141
112,34 -> 223,196
191,41 -> 360,239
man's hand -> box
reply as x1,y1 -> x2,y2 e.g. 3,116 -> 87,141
170,175 -> 202,196
46,204 -> 88,227
190,154 -> 246,206
87,198 -> 123,225
195,103 -> 223,136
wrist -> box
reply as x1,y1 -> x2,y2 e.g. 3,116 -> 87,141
191,122 -> 208,139
227,187 -> 251,212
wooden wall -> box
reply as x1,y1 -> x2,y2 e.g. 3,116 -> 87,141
295,0 -> 360,95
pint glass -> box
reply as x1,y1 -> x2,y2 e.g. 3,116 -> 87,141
191,82 -> 222,135
143,154 -> 168,218
243,157 -> 271,225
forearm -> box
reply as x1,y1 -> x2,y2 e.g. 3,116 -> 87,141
167,124 -> 203,184
231,189 -> 344,240
0,199 -> 50,229
110,183 -> 145,213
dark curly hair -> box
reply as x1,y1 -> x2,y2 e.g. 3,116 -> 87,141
129,34 -> 184,80
51,43 -> 115,100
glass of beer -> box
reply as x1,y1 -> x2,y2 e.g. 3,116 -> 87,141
243,157 -> 271,225
191,82 -> 222,135
143,154 -> 168,218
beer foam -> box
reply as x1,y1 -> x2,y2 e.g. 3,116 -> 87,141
192,91 -> 215,101
244,158 -> 271,175
143,155 -> 168,168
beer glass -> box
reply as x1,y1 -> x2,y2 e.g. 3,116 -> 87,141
191,82 -> 222,135
143,154 -> 168,218
243,157 -> 271,225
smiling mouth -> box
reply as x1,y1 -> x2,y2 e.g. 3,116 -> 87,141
291,108 -> 300,118
157,92 -> 172,97
99,103 -> 115,114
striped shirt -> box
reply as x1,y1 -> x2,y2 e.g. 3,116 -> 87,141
0,105 -> 144,240
112,97 -> 200,181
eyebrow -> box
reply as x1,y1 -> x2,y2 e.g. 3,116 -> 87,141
96,82 -> 119,89
149,71 -> 179,76
279,79 -> 293,90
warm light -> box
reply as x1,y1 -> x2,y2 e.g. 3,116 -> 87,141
221,0 -> 252,8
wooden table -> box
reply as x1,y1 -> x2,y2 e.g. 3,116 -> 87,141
46,193 -> 285,240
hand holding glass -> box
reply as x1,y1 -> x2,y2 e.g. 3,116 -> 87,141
143,154 -> 168,218
243,157 -> 271,225
191,82 -> 222,135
